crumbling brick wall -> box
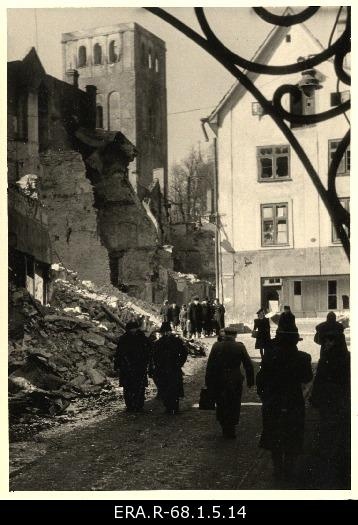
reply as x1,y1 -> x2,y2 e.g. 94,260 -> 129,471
39,150 -> 110,285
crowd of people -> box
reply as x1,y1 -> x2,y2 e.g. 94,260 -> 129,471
113,305 -> 350,487
159,297 -> 225,339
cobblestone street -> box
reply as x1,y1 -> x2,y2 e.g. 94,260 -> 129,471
10,331 -> 339,492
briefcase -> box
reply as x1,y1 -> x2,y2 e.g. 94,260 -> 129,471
199,387 -> 215,410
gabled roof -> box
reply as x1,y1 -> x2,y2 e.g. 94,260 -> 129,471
8,47 -> 46,90
206,7 -> 325,127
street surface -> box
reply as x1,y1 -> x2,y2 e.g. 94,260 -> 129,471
10,330 -> 346,491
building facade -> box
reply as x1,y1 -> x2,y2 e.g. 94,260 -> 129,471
61,23 -> 168,197
207,11 -> 350,323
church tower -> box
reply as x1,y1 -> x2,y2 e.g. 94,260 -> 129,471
62,23 -> 168,197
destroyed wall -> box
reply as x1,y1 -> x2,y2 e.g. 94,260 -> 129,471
171,223 -> 216,282
39,151 -> 110,286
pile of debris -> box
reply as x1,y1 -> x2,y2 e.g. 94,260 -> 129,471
8,276 -> 207,428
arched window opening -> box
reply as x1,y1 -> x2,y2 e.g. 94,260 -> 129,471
93,43 -> 102,65
109,40 -> 118,63
342,295 -> 350,309
155,56 -> 159,73
108,91 -> 121,131
148,51 -> 152,69
78,46 -> 87,67
96,106 -> 104,129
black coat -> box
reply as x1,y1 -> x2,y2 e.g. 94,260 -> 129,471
253,317 -> 271,349
168,305 -> 180,324
188,302 -> 202,324
257,339 -> 313,453
201,303 -> 211,323
152,334 -> 188,398
114,331 -> 151,388
212,303 -> 225,327
206,338 -> 254,426
311,342 -> 350,415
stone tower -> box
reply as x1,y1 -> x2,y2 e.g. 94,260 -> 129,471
61,23 -> 168,197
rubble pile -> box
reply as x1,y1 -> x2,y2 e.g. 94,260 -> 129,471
9,277 -> 207,433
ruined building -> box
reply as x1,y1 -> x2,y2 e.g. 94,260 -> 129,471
8,47 -> 172,303
61,23 -> 168,199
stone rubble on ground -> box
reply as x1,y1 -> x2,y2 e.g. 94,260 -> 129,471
9,274 -> 207,435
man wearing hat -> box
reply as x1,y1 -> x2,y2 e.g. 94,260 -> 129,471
188,296 -> 203,339
205,327 -> 254,438
152,322 -> 188,414
114,320 -> 152,413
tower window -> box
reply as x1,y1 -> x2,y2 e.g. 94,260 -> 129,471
78,46 -> 87,67
155,56 -> 159,73
148,51 -> 152,69
96,105 -> 103,129
93,43 -> 102,65
109,40 -> 118,63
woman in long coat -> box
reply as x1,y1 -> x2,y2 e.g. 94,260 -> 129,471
253,308 -> 271,359
152,322 -> 188,414
256,325 -> 313,483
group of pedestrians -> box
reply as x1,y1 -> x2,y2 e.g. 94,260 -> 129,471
114,320 -> 188,415
160,297 -> 225,339
114,306 -> 349,486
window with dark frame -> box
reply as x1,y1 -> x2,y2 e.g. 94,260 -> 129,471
332,197 -> 350,243
78,46 -> 87,67
294,281 -> 302,295
257,145 -> 290,181
93,43 -> 102,65
328,280 -> 337,310
261,203 -> 289,246
329,139 -> 350,176
109,40 -> 118,63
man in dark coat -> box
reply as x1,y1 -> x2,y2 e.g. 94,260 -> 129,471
212,298 -> 225,335
168,302 -> 180,331
205,327 -> 254,438
311,327 -> 350,487
188,296 -> 202,339
160,300 -> 170,322
152,322 -> 188,414
253,308 -> 271,359
256,316 -> 312,484
201,298 -> 211,337
114,321 -> 151,412
314,311 -> 347,357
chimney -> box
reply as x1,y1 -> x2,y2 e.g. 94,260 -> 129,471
65,69 -> 79,88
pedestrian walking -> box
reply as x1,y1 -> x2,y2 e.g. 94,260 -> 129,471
114,321 -> 152,413
188,296 -> 202,339
314,311 -> 347,357
179,304 -> 188,337
201,298 -> 211,337
256,316 -> 313,485
212,298 -> 225,335
160,300 -> 170,322
168,301 -> 180,331
310,324 -> 350,487
205,327 -> 254,438
252,308 -> 271,359
152,322 -> 188,414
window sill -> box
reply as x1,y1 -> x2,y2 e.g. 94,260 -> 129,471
258,178 -> 292,183
260,244 -> 292,250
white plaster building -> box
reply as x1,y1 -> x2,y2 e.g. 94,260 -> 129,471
206,9 -> 350,323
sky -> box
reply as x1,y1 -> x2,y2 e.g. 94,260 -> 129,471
7,5 -> 338,167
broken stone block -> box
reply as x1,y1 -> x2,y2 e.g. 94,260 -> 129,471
82,333 -> 105,347
87,368 -> 106,386
70,375 -> 86,388
105,341 -> 117,351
